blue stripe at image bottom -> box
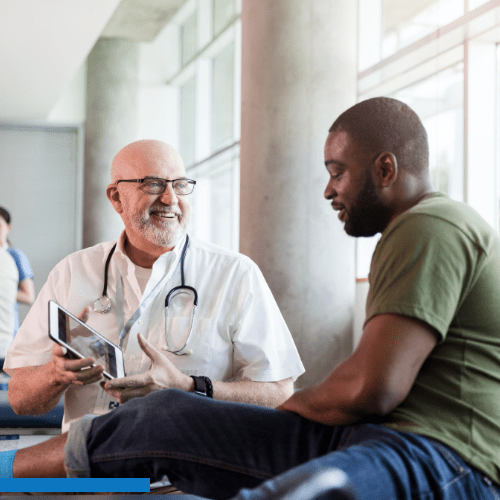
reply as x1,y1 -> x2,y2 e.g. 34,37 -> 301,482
0,478 -> 150,492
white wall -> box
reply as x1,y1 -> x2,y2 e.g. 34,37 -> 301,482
0,125 -> 81,325
47,62 -> 87,124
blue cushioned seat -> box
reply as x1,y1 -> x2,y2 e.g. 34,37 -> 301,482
0,391 -> 63,428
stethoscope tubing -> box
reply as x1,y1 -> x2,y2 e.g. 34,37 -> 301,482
102,243 -> 117,299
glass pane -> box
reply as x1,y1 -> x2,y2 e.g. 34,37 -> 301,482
212,42 -> 235,150
190,164 -> 235,250
180,77 -> 196,167
213,0 -> 235,36
469,0 -> 489,9
383,0 -> 464,58
392,63 -> 464,201
210,168 -> 233,249
181,11 -> 197,67
358,0 -> 383,71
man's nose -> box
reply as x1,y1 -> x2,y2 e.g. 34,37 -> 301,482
160,183 -> 178,205
324,180 -> 336,200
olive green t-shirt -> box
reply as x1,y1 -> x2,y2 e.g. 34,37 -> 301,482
366,192 -> 500,484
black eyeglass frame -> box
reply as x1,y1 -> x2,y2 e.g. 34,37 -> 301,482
115,177 -> 196,195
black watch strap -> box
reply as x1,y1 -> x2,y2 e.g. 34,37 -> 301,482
190,376 -> 213,398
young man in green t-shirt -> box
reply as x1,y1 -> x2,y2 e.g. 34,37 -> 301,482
2,97 -> 500,500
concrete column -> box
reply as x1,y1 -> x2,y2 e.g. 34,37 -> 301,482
83,38 -> 139,248
240,0 -> 357,388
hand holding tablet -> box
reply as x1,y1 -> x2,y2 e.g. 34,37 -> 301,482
48,300 -> 125,380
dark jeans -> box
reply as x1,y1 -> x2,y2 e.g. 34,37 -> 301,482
77,389 -> 500,500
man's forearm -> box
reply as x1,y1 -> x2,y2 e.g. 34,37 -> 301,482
277,358 -> 384,426
279,315 -> 440,426
278,382 -> 368,426
8,365 -> 68,415
16,278 -> 35,305
17,289 -> 33,305
212,378 -> 293,408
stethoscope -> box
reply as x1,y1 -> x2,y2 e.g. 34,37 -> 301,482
94,235 -> 197,356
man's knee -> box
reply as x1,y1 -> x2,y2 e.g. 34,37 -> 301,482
86,389 -> 200,451
64,415 -> 96,478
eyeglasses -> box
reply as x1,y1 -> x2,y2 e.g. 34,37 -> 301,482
115,177 -> 196,195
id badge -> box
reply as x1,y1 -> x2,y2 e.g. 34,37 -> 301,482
94,386 -> 120,413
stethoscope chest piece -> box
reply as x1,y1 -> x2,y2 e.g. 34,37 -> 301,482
94,296 -> 112,314
94,243 -> 117,315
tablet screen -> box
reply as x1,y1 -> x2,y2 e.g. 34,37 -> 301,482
57,307 -> 119,378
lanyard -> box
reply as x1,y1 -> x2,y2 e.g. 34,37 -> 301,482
115,234 -> 189,350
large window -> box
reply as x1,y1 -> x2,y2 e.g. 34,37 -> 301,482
356,0 -> 500,280
163,0 -> 241,252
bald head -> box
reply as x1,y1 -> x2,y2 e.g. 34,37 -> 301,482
111,140 -> 185,183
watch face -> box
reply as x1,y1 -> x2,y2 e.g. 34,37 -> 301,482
196,376 -> 206,393
191,376 -> 209,396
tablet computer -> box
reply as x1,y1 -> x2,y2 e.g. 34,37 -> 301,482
48,300 -> 125,379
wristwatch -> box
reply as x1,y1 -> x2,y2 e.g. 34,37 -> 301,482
190,376 -> 213,398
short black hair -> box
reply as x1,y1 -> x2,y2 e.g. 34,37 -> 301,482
0,206 -> 10,224
329,97 -> 429,177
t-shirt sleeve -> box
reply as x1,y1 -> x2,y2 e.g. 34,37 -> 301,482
8,248 -> 34,282
366,214 -> 478,341
229,264 -> 305,382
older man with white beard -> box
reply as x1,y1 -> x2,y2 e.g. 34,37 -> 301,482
4,140 -> 304,434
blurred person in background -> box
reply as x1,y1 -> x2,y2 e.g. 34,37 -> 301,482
0,207 -> 35,345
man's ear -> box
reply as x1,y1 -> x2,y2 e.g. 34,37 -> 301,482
374,152 -> 397,188
106,184 -> 123,214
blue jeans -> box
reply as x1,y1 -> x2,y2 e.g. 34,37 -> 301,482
66,389 -> 500,500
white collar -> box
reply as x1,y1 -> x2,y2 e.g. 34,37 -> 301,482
114,230 -> 187,274
116,230 -> 186,261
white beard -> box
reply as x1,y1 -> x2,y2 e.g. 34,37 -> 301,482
132,211 -> 187,248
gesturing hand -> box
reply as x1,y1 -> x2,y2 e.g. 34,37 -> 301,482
50,305 -> 104,387
101,333 -> 194,404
